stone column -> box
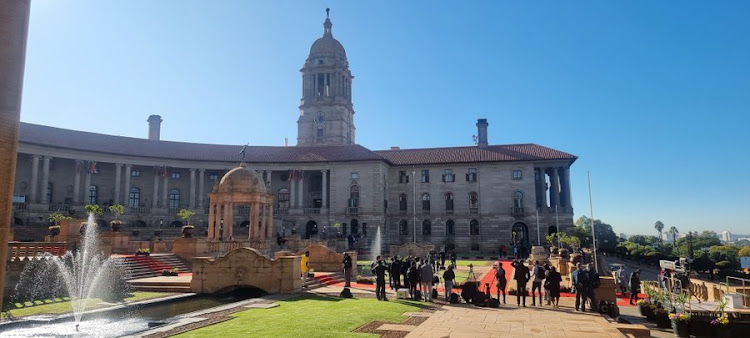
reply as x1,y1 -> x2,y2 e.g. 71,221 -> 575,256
162,175 -> 169,209
73,162 -> 81,204
189,168 -> 196,209
298,171 -> 304,208
250,203 -> 259,240
40,156 -> 50,203
29,154 -> 39,202
267,203 -> 274,239
152,172 -> 159,208
563,167 -> 572,209
260,204 -> 267,240
226,203 -> 234,240
0,0 -> 32,307
123,165 -> 131,207
550,167 -> 560,208
198,169 -> 205,209
321,169 -> 327,209
114,163 -> 122,205
208,202 -> 215,240
84,171 -> 92,204
290,179 -> 296,208
539,168 -> 547,209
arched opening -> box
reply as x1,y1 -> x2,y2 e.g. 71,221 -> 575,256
132,220 -> 147,228
470,219 -> 480,235
513,191 -> 524,208
170,220 -> 184,228
277,188 -> 290,209
469,192 -> 478,212
445,219 -> 455,236
422,219 -> 431,236
422,193 -> 430,214
399,193 -> 407,212
305,220 -> 318,239
349,185 -> 359,208
511,222 -> 530,257
398,220 -> 408,236
445,192 -> 454,213
350,219 -> 359,234
128,187 -> 141,208
240,220 -> 250,228
548,225 -> 558,236
169,189 -> 180,210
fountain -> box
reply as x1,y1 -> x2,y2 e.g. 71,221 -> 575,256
371,225 -> 382,260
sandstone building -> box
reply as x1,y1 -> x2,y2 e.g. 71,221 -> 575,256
11,13 -> 576,254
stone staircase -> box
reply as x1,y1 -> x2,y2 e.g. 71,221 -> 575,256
113,253 -> 190,280
128,278 -> 192,293
304,272 -> 345,289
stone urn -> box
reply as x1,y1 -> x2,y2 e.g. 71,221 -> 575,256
48,226 -> 61,237
182,225 -> 195,238
110,220 -> 122,232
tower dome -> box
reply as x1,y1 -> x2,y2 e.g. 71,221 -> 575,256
307,9 -> 347,62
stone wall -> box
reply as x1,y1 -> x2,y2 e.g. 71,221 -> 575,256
190,247 -> 300,294
294,244 -> 357,272
388,242 -> 434,259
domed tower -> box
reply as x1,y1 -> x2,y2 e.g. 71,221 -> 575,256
297,9 -> 355,146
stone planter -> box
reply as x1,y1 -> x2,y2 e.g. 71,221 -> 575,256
110,221 -> 121,232
48,227 -> 60,237
182,226 -> 194,238
655,312 -> 671,328
671,321 -> 689,337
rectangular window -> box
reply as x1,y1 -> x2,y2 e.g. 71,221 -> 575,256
421,170 -> 429,183
317,128 -> 324,138
209,174 -> 219,180
13,195 -> 26,203
443,169 -> 454,182
351,172 -> 359,180
171,173 -> 181,179
467,168 -> 477,182
399,171 -> 410,183
88,185 -> 98,204
131,170 -> 141,177
512,170 -> 522,180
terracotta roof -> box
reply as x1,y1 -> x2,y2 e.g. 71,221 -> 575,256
18,123 -> 383,163
373,144 -> 577,166
18,123 -> 577,165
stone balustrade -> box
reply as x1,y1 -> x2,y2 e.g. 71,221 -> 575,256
7,241 -> 71,261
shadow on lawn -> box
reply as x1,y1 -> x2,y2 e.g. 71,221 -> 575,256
283,294 -> 434,309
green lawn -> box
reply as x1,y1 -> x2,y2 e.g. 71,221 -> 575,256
3,292 -> 170,318
454,259 -> 493,267
176,294 -> 427,338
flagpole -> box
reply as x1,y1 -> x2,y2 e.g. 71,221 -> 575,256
588,171 -> 598,272
536,207 -> 540,246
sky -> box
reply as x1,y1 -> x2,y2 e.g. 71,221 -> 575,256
19,1 -> 750,236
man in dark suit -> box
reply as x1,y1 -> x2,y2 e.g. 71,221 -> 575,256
512,260 -> 530,307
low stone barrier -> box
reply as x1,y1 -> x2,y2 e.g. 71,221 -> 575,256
293,244 -> 357,272
191,247 -> 301,294
388,242 -> 434,259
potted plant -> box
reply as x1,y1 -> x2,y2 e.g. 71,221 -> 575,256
85,204 -> 103,218
48,225 -> 61,237
670,312 -> 690,337
48,212 -> 71,237
637,299 -> 651,317
161,268 -> 179,276
654,307 -> 670,328
135,248 -> 150,256
109,204 -> 124,231
177,209 -> 196,238
711,298 -> 731,337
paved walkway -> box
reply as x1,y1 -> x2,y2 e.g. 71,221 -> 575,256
405,298 -> 625,338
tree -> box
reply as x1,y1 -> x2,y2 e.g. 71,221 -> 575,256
178,209 -> 196,226
709,245 -> 740,269
739,246 -> 750,258
668,226 -> 679,245
573,216 -> 617,252
48,211 -> 71,226
654,221 -> 665,243
109,204 -> 124,222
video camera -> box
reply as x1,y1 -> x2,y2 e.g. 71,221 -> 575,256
660,258 -> 692,274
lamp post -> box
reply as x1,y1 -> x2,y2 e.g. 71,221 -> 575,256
412,170 -> 416,243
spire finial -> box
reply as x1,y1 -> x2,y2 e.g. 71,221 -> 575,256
326,8 -> 330,19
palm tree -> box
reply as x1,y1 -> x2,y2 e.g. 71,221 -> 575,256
668,226 -> 679,245
654,221 -> 665,243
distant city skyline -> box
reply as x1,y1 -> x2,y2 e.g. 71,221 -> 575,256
19,1 -> 750,234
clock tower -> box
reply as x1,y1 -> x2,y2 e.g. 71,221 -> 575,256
297,9 -> 355,146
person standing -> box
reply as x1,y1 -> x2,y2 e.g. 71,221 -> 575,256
407,262 -> 420,300
512,260 -> 530,307
401,256 -> 411,292
439,250 -> 446,269
586,263 -> 600,312
301,251 -> 310,288
374,260 -> 388,301
617,267 -> 628,296
495,262 -> 507,304
546,266 -> 562,307
450,250 -> 457,267
390,256 -> 402,289
629,269 -> 641,305
420,259 -> 434,302
531,261 -> 545,306
572,263 -> 589,311
443,265 -> 455,301
342,252 -> 353,287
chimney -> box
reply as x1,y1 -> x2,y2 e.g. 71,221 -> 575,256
390,146 -> 400,150
147,115 -> 162,141
476,118 -> 488,147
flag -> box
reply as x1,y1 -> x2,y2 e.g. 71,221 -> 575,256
163,166 -> 169,178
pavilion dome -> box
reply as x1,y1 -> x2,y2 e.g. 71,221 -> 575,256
216,165 -> 267,194
307,17 -> 347,61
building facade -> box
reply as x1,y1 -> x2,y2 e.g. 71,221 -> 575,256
10,13 -> 577,254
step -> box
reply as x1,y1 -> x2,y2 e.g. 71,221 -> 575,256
131,285 -> 192,293
130,280 -> 191,287
612,324 -> 650,338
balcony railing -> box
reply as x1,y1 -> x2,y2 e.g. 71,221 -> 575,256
346,207 -> 359,215
13,202 -> 28,211
130,207 -> 150,214
445,209 -> 454,215
469,207 -> 479,214
512,207 -> 525,216
303,208 -> 321,215
48,203 -> 70,212
275,208 -> 289,215
422,209 -> 430,215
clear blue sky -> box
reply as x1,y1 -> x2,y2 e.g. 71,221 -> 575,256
20,1 -> 750,236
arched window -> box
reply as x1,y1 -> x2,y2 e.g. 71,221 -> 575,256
469,192 -> 478,212
422,193 -> 430,214
399,220 -> 408,235
88,185 -> 98,205
399,193 -> 407,213
513,191 -> 524,208
445,219 -> 455,236
422,219 -> 432,235
169,189 -> 180,210
128,187 -> 140,208
278,188 -> 290,208
470,219 -> 480,235
445,192 -> 454,213
349,185 -> 360,208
